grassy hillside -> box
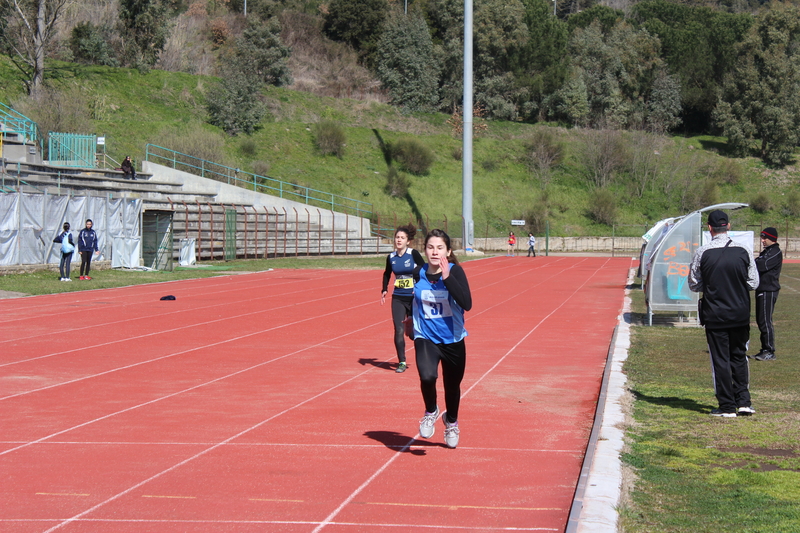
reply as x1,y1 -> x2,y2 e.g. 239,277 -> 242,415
2,57 -> 799,239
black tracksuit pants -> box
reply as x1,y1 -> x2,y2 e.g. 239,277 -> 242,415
415,338 -> 466,423
755,290 -> 778,354
706,325 -> 751,413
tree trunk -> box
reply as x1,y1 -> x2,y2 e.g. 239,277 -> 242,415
30,0 -> 47,97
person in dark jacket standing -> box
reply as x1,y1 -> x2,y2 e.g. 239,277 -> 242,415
753,227 -> 782,361
78,219 -> 99,281
689,210 -> 759,418
381,224 -> 425,373
53,222 -> 75,282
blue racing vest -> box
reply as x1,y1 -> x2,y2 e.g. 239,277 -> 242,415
412,265 -> 467,344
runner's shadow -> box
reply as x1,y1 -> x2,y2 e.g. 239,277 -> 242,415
363,431 -> 443,455
631,389 -> 710,413
358,358 -> 396,371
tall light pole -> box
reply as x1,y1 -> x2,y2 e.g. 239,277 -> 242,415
462,0 -> 474,251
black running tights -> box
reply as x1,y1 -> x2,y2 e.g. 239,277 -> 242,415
414,338 -> 466,422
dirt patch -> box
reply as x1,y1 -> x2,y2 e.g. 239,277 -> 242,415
0,290 -> 29,299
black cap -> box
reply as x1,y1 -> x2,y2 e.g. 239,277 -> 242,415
761,227 -> 778,241
707,210 -> 728,227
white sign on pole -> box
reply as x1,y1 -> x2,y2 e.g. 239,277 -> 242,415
97,137 -> 105,145
511,220 -> 525,226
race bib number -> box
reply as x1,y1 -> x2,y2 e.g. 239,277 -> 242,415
394,278 -> 414,289
421,290 -> 452,319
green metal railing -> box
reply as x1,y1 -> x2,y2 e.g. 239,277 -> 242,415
48,132 -> 97,168
145,144 -> 373,219
0,102 -> 41,143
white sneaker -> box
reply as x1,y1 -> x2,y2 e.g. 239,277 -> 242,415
738,406 -> 756,416
59,278 -> 65,281
65,278 -> 72,282
442,412 -> 459,448
419,406 -> 439,439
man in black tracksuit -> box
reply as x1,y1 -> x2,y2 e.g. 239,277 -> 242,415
689,210 -> 759,418
753,227 -> 782,361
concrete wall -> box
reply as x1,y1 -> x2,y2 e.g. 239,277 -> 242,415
143,161 -> 371,237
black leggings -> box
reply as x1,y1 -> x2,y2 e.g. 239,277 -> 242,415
415,338 -> 466,422
80,251 -> 93,276
391,295 -> 413,362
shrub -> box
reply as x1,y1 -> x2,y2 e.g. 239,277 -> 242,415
251,160 -> 271,176
385,167 -> 409,198
783,190 -> 800,217
153,126 -> 229,168
750,192 -> 771,214
313,120 -> 346,158
481,160 -> 498,172
69,22 -> 119,67
525,128 -> 564,189
452,147 -> 462,161
240,138 -> 258,156
210,19 -> 230,47
391,137 -> 434,175
587,188 -> 617,226
206,62 -> 266,135
713,158 -> 743,185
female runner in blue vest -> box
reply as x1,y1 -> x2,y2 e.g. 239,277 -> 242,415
381,224 -> 424,373
409,229 -> 472,448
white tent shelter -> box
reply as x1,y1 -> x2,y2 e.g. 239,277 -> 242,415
644,202 -> 749,325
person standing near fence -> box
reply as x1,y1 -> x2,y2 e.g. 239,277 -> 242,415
527,233 -> 536,257
381,224 -> 425,373
409,229 -> 472,448
78,219 -> 99,281
53,222 -> 74,282
689,210 -> 759,417
507,232 -> 516,256
753,227 -> 782,361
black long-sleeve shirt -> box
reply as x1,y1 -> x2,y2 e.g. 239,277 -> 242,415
755,243 -> 782,292
419,263 -> 472,312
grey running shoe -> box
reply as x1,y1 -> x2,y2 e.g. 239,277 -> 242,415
395,362 -> 407,373
710,408 -> 736,418
442,412 -> 460,448
419,406 -> 439,438
754,352 -> 776,361
737,406 -> 756,415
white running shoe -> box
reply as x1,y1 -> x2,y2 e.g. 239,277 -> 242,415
442,412 -> 459,448
419,406 -> 439,439
65,278 -> 72,282
59,278 -> 65,281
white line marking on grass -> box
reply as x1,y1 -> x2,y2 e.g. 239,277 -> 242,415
312,258 -> 612,532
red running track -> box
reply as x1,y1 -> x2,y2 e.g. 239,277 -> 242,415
0,256 -> 632,532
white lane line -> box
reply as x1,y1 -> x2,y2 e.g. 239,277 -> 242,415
0,313 -> 383,456
311,258 -> 614,532
0,281 -> 375,374
38,347 -> 390,533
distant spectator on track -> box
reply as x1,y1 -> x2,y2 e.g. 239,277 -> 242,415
752,227 -> 782,361
689,210 -> 758,418
53,222 -> 74,282
527,233 -> 536,257
121,156 -> 136,180
507,232 -> 516,256
381,224 -> 425,373
78,219 -> 100,281
409,229 -> 472,448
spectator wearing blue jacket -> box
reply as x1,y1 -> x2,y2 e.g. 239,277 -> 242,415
78,219 -> 99,280
53,222 -> 75,281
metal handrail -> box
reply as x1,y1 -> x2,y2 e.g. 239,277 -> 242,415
0,102 -> 41,143
145,144 -> 373,219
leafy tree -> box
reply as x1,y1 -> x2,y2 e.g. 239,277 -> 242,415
323,0 -> 389,65
206,60 -> 266,135
555,20 -> 678,130
714,5 -> 800,166
566,4 -> 623,33
631,0 -> 752,132
376,11 -> 440,112
0,0 -> 70,96
512,0 -> 569,121
235,18 -> 292,86
69,22 -> 119,67
118,0 -> 170,71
